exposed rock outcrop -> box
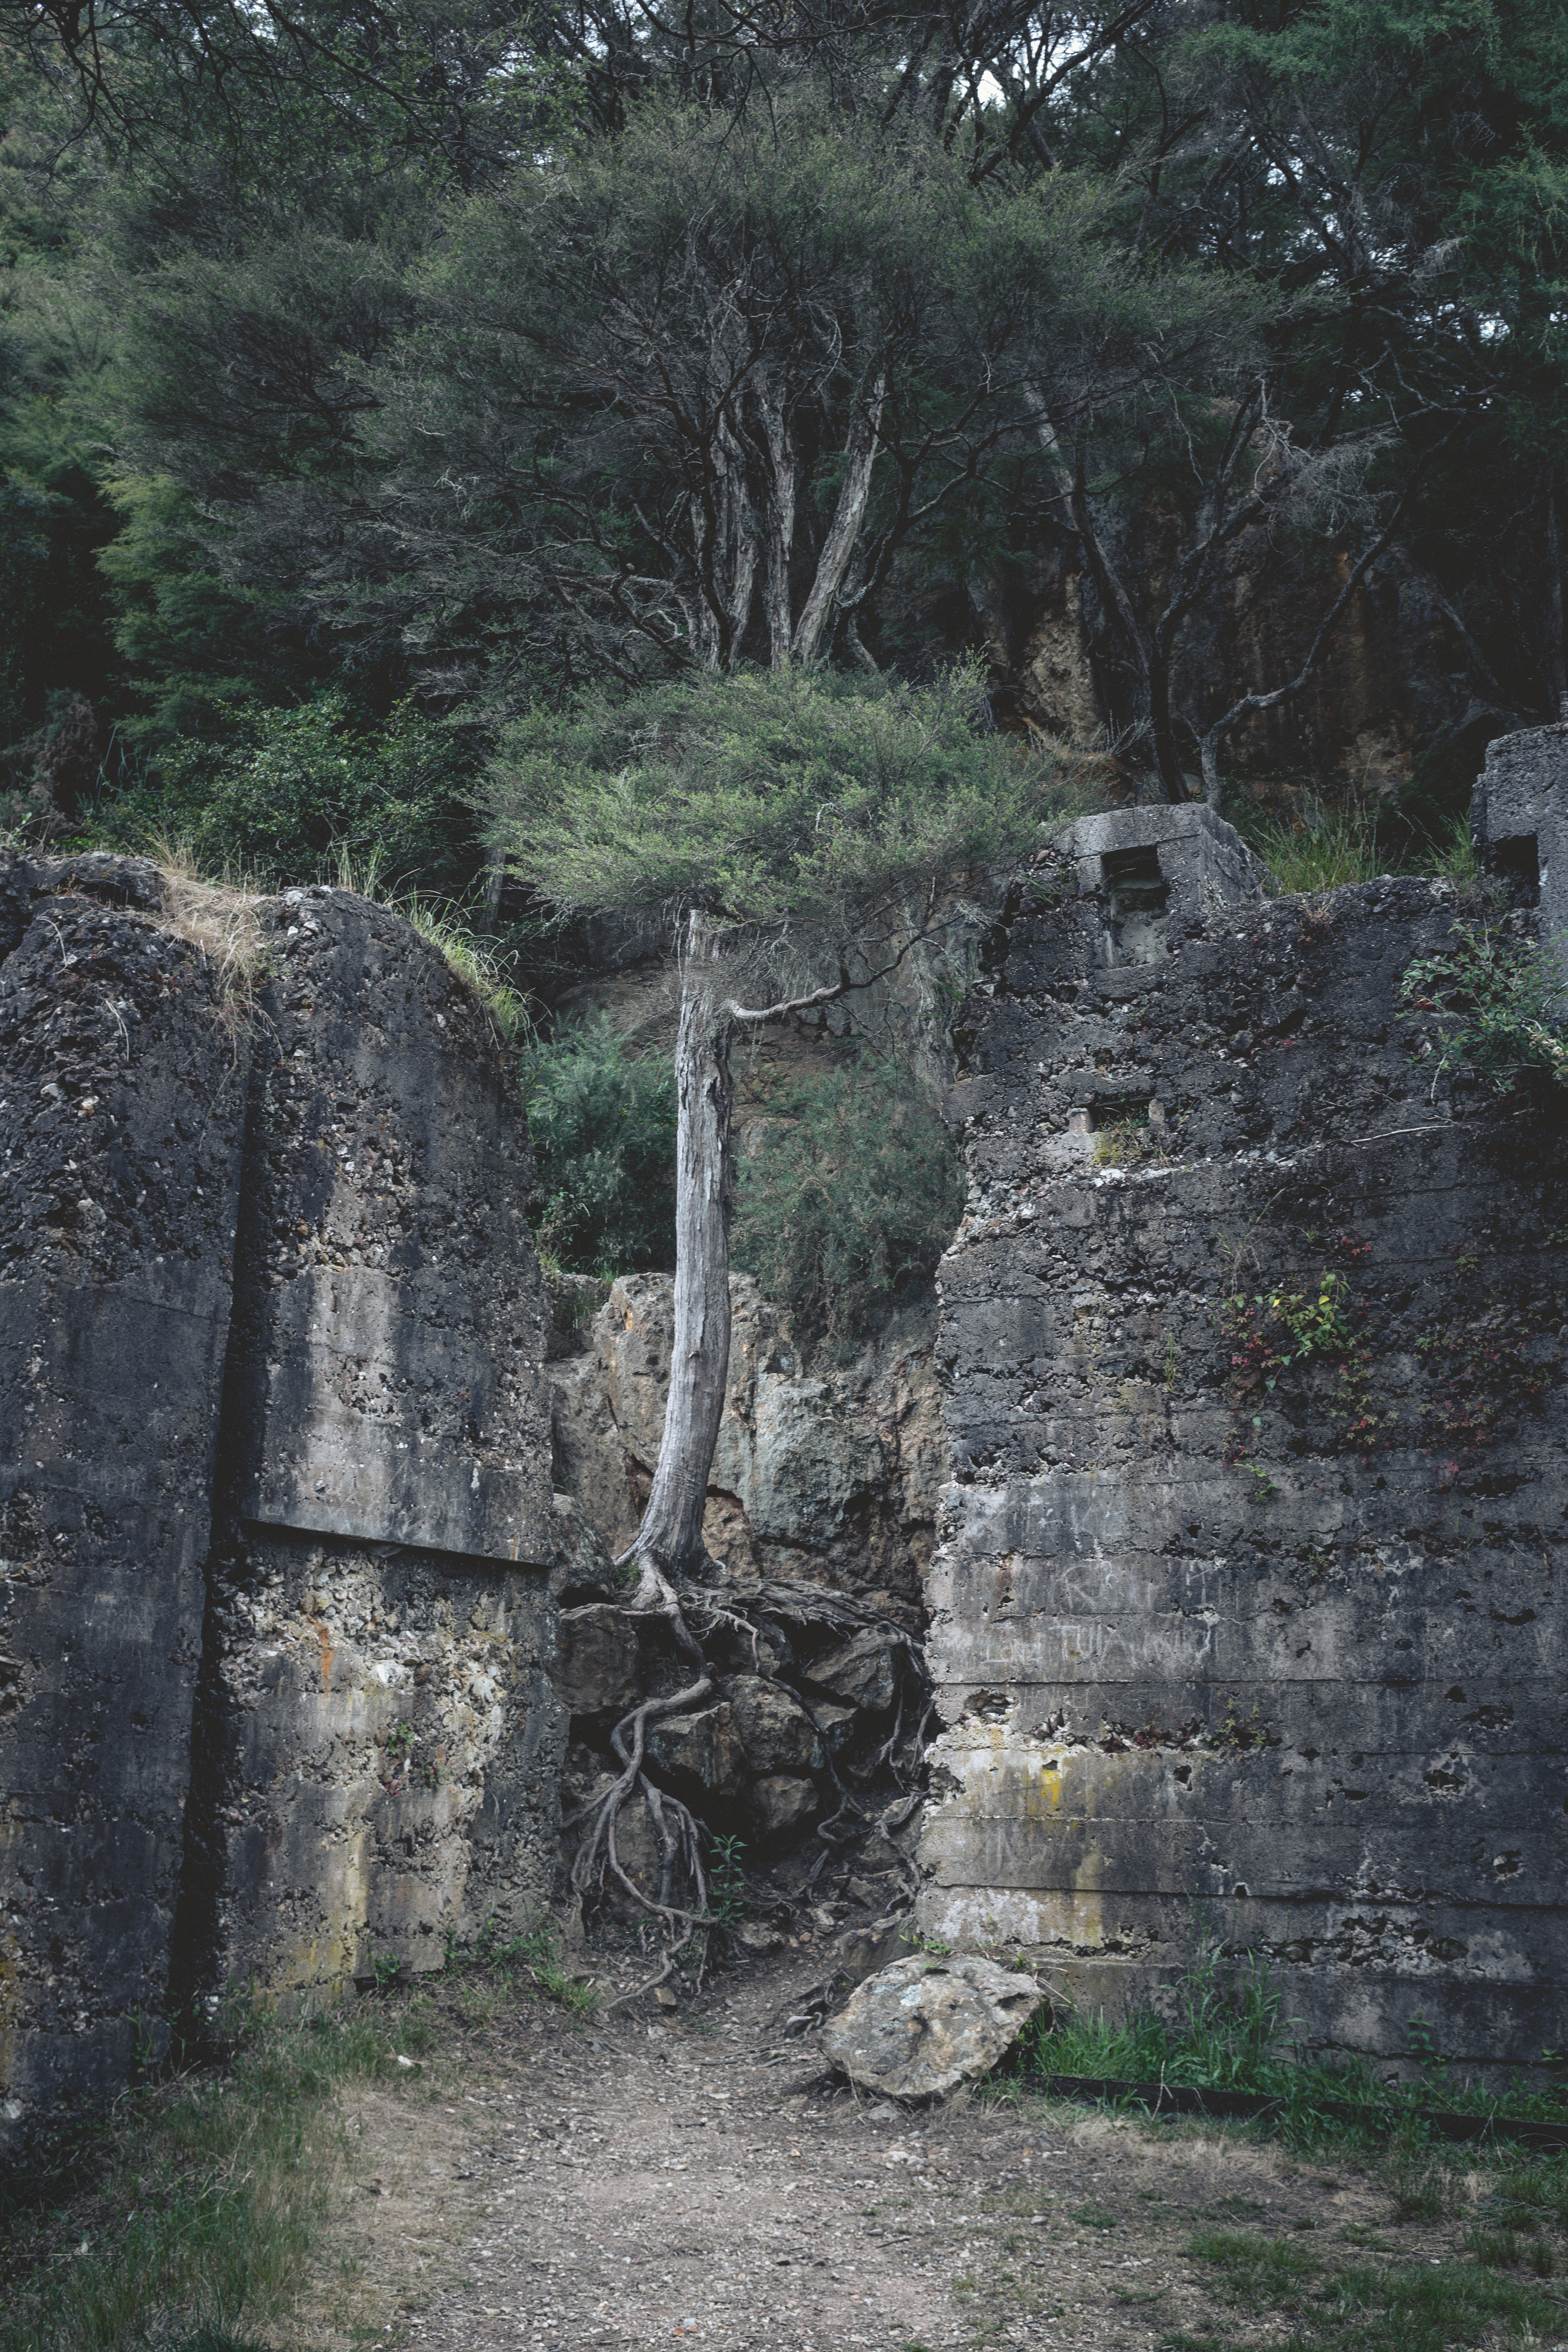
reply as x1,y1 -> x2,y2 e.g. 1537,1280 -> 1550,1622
543,1270 -> 942,1919
548,1272 -> 944,1613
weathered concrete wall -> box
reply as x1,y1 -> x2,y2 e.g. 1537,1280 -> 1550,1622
185,887 -> 563,2005
0,855 -> 250,2137
918,808 -> 1567,2073
1,870 -> 564,2157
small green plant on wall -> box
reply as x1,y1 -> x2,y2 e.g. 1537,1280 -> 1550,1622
1220,1265 -> 1393,1472
1400,923 -> 1568,1096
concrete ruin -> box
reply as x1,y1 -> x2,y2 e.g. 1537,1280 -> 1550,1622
918,786 -> 1567,2076
0,858 -> 565,2155
5,720 -> 1568,2155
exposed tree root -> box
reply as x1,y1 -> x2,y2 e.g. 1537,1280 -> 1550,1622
570,1550 -> 931,1997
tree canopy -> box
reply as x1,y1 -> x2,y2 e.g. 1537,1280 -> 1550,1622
1,0 -> 1566,840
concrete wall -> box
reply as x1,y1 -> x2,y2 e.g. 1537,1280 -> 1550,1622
918,804 -> 1567,2074
0,856 -> 250,2135
0,864 -> 564,2158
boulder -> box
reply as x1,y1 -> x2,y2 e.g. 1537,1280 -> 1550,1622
726,1675 -> 826,1774
805,1629 -> 898,1713
749,1773 -> 820,1840
552,1602 -> 688,1716
552,1493 -> 628,1603
819,1954 -> 1044,2100
646,1702 -> 747,1797
809,1698 -> 860,1753
554,1604 -> 642,1715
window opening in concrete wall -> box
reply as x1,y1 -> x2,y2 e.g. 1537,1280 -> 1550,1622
1101,845 -> 1170,965
1488,833 -> 1540,904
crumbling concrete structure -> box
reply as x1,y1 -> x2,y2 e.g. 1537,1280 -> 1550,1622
0,859 -> 565,2157
919,795 -> 1567,2076
1474,722 -> 1567,967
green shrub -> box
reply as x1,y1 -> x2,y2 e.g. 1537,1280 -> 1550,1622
730,1056 -> 964,1353
1400,923 -> 1568,1097
519,1013 -> 677,1274
1236,800 -> 1384,893
85,692 -> 475,892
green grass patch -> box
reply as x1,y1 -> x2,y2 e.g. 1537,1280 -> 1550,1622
0,1995 -> 419,2352
2,1921 -> 592,2352
1183,2224 -> 1566,2351
1000,1920 -> 1568,2150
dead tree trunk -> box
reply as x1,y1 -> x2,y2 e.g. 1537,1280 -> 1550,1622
621,917 -> 917,1604
621,915 -> 736,1606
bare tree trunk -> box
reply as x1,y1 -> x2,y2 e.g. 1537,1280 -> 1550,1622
755,371 -> 796,670
791,368 -> 887,668
621,915 -> 736,1604
621,921 -> 918,1606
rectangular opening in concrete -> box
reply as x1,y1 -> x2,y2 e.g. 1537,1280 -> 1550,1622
1101,845 -> 1169,965
1490,832 -> 1540,900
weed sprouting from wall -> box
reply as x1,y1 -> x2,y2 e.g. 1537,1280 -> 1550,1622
1216,1225 -> 1563,1488
1401,923 -> 1568,1098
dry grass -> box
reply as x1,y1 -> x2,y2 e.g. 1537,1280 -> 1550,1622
135,835 -> 270,1019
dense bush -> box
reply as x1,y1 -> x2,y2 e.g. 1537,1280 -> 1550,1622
731,1056 -> 965,1354
85,693 -> 477,893
519,1014 -> 677,1275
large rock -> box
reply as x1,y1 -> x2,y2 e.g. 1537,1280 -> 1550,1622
805,1630 -> 898,1714
725,1675 -> 825,1774
552,1602 -> 686,1718
820,1955 -> 1044,2100
749,1773 -> 820,1840
646,1702 -> 746,1797
554,1604 -> 643,1717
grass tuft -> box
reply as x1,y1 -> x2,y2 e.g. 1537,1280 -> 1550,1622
0,1995 -> 413,2352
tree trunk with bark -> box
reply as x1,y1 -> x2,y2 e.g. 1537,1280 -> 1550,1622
791,368 -> 887,667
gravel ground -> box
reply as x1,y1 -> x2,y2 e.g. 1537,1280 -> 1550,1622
321,1946 -> 1383,2352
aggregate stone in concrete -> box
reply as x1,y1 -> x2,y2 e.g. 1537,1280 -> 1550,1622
0,855 -> 250,2149
920,805 -> 1568,2072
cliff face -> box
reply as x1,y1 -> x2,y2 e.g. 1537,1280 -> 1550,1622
549,1272 -> 942,1616
0,861 -> 565,2158
917,800 -> 1566,2074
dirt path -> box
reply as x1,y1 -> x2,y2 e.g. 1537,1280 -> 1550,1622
319,1950 -> 1393,2352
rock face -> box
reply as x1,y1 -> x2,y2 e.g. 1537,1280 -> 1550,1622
0,864 -> 564,2159
820,1953 -> 1044,2099
545,1264 -> 942,1911
550,1271 -> 943,1612
919,797 -> 1568,2074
